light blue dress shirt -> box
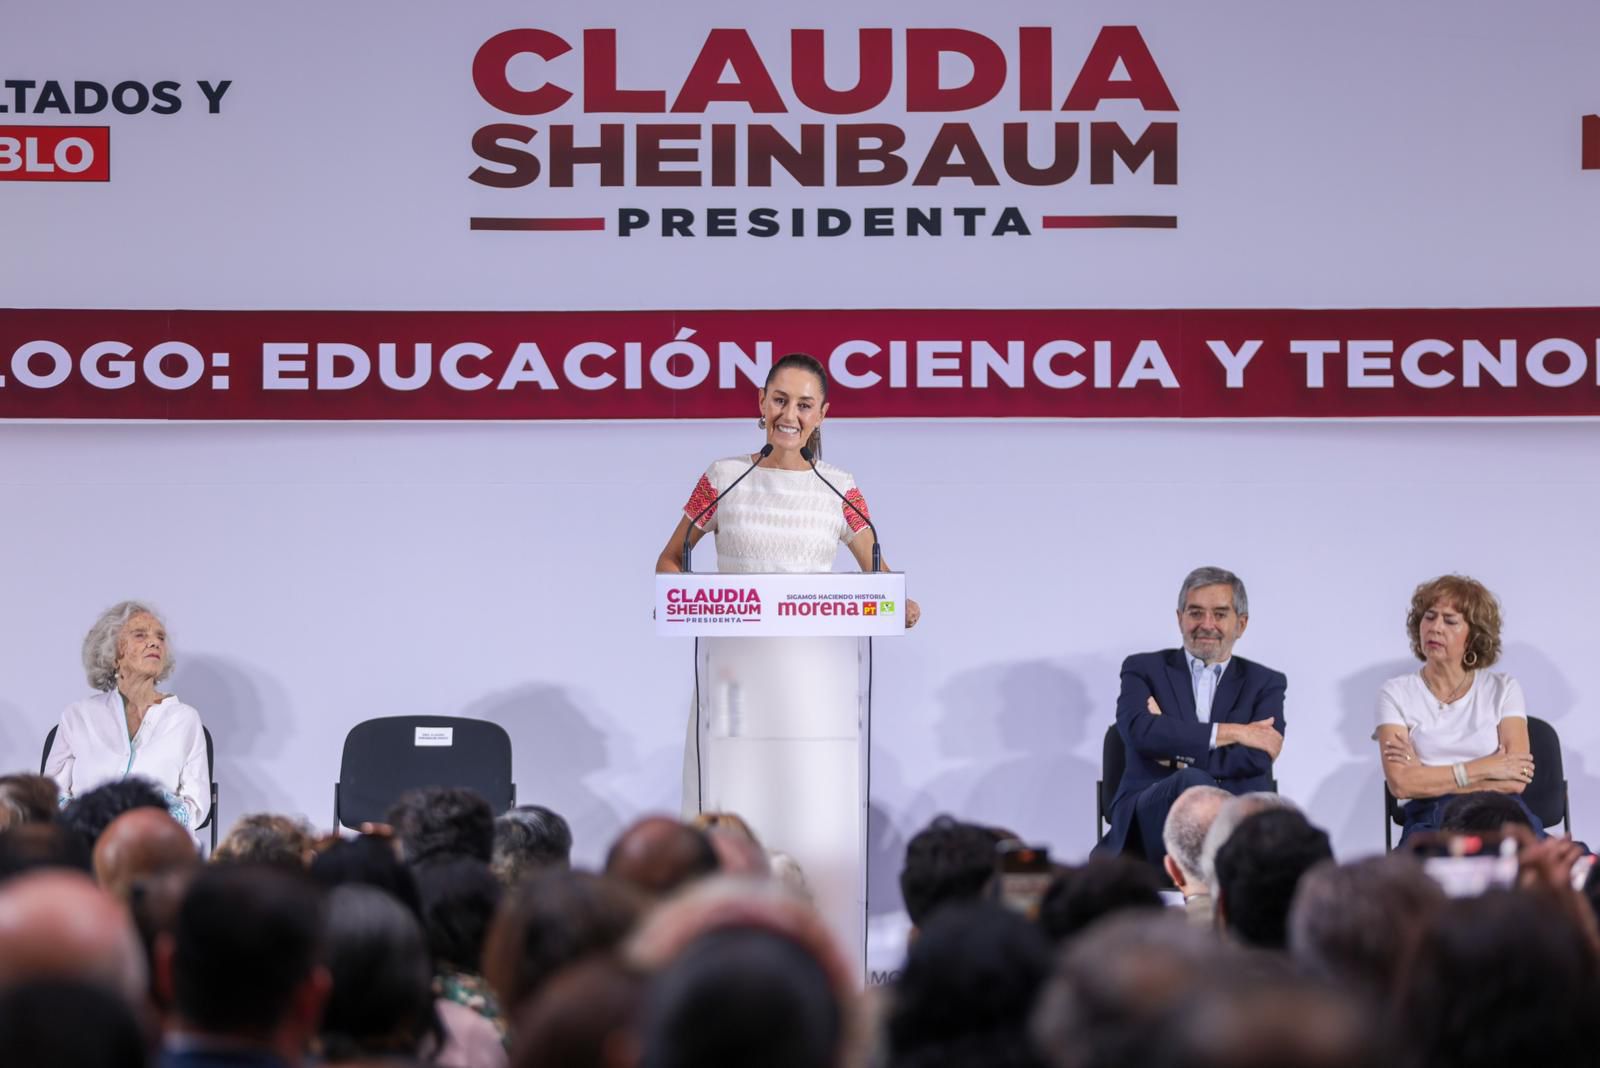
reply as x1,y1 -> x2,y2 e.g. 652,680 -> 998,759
1186,651 -> 1228,749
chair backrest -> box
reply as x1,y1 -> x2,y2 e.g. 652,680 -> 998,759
1523,716 -> 1567,829
1100,723 -> 1126,817
39,726 -> 58,775
336,716 -> 513,829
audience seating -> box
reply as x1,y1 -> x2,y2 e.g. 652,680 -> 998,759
334,715 -> 514,831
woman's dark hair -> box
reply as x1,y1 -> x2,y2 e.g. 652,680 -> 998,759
640,926 -> 842,1068
764,353 -> 828,459
415,857 -> 502,974
308,835 -> 425,929
484,870 -> 645,1016
320,884 -> 438,1062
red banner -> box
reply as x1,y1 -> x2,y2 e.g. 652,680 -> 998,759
0,126 -> 110,182
2,307 -> 1598,420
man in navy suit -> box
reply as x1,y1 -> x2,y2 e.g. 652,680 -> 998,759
1097,567 -> 1287,867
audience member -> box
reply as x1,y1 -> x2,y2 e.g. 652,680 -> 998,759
94,808 -> 200,900
1037,857 -> 1164,944
887,902 -> 1052,1068
509,957 -> 644,1068
157,864 -> 328,1068
1145,976 -> 1381,1068
603,816 -> 719,898
129,869 -> 196,1020
639,926 -> 843,1068
212,814 -> 315,868
318,884 -> 437,1066
1160,784 -> 1230,924
0,870 -> 146,1008
491,805 -> 572,887
62,779 -> 169,852
0,773 -> 59,830
484,869 -> 645,1017
309,835 -> 424,925
1396,889 -> 1594,1068
1436,791 -> 1535,834
0,820 -> 94,879
0,980 -> 149,1068
1213,809 -> 1333,949
1198,792 -> 1298,895
1288,855 -> 1445,1000
691,811 -> 772,877
899,816 -> 998,930
387,787 -> 494,867
415,857 -> 508,1066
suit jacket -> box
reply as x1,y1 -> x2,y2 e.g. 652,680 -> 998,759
1100,648 -> 1288,856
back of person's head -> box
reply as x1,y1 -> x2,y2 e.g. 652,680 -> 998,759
510,956 -> 645,1068
899,816 -> 998,927
1037,857 -> 1164,944
1032,910 -> 1275,1068
0,870 -> 147,1008
1288,855 -> 1445,999
128,869 -> 194,1013
1214,809 -> 1332,949
1145,975 -> 1381,1068
1162,785 -> 1231,888
640,926 -> 842,1068
603,816 -> 720,898
1397,889 -> 1594,1068
1436,792 -> 1534,834
0,822 -> 93,880
1200,793 -> 1298,895
308,835 -> 423,926
0,774 -> 60,831
319,884 -> 436,1062
484,869 -> 645,1015
212,813 -> 315,868
61,779 -> 167,852
0,980 -> 147,1068
415,857 -> 501,975
492,804 -> 573,886
889,902 -> 1053,1067
93,808 -> 199,899
169,863 -> 325,1039
387,786 -> 495,866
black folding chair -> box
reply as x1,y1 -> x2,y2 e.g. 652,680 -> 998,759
334,716 -> 515,831
42,724 -> 219,852
1097,721 -> 1279,842
1383,715 -> 1570,852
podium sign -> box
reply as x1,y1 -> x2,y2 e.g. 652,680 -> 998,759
655,572 -> 907,637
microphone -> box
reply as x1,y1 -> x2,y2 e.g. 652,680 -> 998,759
800,445 -> 881,573
682,444 -> 773,573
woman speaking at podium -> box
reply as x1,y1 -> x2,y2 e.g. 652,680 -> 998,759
655,352 -> 918,976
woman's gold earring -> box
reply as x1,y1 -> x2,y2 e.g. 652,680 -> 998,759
757,417 -> 767,429
1464,649 -> 1479,668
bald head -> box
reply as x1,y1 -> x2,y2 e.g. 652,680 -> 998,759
93,808 -> 200,900
603,817 -> 719,898
0,870 -> 146,1006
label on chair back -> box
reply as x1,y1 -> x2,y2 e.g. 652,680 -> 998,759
414,727 -> 454,747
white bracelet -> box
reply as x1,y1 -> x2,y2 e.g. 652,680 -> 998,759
1452,762 -> 1470,789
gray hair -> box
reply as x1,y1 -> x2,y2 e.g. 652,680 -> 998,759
491,804 -> 574,887
1200,792 -> 1298,895
81,600 -> 173,692
1161,785 -> 1232,885
1177,567 -> 1249,617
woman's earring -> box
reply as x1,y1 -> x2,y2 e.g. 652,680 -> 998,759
757,417 -> 767,429
1463,649 -> 1479,668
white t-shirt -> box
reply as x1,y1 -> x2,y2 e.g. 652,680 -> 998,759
44,690 -> 211,828
1374,671 -> 1527,765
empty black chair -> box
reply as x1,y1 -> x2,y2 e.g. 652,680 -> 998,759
41,724 -> 219,852
334,716 -> 515,831
1383,714 -> 1570,851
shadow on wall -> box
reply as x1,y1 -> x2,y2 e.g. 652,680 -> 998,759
175,654 -> 290,831
462,683 -> 625,862
0,700 -> 34,774
1306,657 -> 1416,859
919,658 -> 1098,859
1502,641 -> 1590,836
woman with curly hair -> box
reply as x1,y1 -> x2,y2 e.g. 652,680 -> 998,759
1374,575 -> 1540,844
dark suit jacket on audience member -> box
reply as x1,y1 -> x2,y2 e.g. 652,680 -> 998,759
1099,649 -> 1288,857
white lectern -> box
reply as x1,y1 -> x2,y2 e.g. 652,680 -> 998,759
656,571 -> 906,983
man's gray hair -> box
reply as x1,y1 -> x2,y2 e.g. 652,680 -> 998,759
1199,791 -> 1298,895
1161,785 -> 1232,884
1177,567 -> 1249,617
81,600 -> 172,692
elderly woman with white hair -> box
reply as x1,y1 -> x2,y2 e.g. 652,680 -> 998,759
43,600 -> 209,829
